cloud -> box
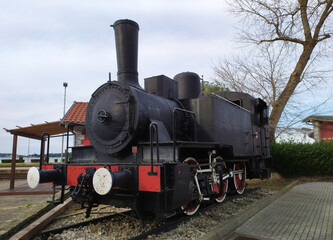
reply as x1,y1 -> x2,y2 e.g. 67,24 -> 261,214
4,0 -> 330,155
0,1 -> 236,154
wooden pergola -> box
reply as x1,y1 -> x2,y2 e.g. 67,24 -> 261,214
4,121 -> 67,189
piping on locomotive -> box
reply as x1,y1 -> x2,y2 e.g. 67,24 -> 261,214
27,19 -> 272,219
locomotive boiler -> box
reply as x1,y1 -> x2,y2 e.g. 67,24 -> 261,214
27,19 -> 272,219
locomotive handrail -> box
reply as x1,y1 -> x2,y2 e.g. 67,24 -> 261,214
211,93 -> 251,113
40,132 -> 50,169
149,122 -> 159,175
172,107 -> 197,162
65,126 -> 70,164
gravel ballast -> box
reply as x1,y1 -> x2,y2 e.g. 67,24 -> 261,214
34,184 -> 283,240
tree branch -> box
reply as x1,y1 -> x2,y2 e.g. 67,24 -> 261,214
298,0 -> 313,40
222,0 -> 333,141
313,0 -> 333,41
259,36 -> 304,44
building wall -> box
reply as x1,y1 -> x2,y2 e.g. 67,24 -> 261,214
320,122 -> 333,141
313,122 -> 321,142
73,125 -> 90,146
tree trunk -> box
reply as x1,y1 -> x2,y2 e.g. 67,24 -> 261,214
268,44 -> 315,142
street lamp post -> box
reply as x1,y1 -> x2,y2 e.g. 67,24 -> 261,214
61,82 -> 68,162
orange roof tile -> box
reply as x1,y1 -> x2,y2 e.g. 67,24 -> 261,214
62,102 -> 88,125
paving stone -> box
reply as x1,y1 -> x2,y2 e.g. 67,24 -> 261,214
0,179 -> 62,240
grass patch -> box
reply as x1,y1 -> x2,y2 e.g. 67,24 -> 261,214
247,172 -> 294,190
247,172 -> 333,190
0,163 -> 39,167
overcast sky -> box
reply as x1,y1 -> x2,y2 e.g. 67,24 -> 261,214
0,0 -> 237,155
0,0 -> 332,155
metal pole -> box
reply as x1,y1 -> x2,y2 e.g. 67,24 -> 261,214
61,82 -> 68,162
27,138 -> 30,162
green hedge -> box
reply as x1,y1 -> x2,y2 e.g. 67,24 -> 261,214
1,158 -> 25,163
271,141 -> 333,177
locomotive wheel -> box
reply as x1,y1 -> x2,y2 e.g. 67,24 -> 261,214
233,162 -> 246,195
181,157 -> 201,216
212,157 -> 228,203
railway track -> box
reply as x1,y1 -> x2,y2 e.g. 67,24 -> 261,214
35,187 -> 259,240
40,209 -> 136,240
129,187 -> 259,240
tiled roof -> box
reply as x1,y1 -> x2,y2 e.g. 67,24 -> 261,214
62,102 -> 88,125
303,115 -> 333,123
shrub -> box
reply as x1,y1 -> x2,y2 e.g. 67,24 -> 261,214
1,159 -> 11,163
271,141 -> 333,177
1,158 -> 25,163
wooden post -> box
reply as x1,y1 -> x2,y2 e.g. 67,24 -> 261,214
10,134 -> 18,189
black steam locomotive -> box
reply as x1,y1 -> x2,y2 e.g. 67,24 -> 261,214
27,19 -> 271,219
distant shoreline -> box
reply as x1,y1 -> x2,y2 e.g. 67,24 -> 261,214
0,153 -> 65,158
0,156 -> 64,163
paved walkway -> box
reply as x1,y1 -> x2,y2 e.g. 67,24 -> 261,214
0,179 -> 26,191
235,182 -> 333,240
0,179 -> 61,239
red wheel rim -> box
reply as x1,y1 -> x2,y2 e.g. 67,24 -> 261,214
181,198 -> 200,215
212,180 -> 228,202
233,162 -> 246,194
212,159 -> 228,203
181,157 -> 201,215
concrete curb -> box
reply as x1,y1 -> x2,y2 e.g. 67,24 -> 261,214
200,180 -> 299,240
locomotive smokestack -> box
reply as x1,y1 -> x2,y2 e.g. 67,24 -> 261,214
112,19 -> 140,88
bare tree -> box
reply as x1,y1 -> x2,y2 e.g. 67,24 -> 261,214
214,0 -> 333,141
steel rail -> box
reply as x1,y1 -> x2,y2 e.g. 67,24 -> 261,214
40,209 -> 135,240
35,188 -> 259,240
128,187 -> 259,240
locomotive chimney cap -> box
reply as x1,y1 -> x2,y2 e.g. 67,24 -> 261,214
111,19 -> 139,29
